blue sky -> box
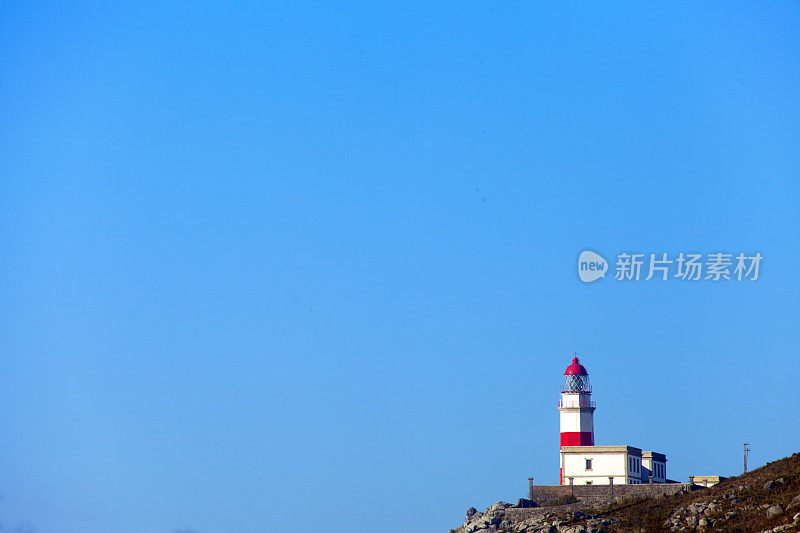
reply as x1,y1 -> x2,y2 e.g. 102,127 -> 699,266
1,2 -> 799,532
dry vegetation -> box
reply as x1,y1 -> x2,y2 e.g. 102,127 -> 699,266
593,452 -> 800,532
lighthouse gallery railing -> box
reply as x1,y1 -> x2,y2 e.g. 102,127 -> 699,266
558,398 -> 596,408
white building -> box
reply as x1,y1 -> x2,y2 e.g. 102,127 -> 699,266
642,451 -> 668,483
690,475 -> 726,487
558,357 -> 668,485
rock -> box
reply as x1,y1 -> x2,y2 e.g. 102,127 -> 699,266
572,510 -> 585,519
466,507 -> 480,520
725,511 -> 738,520
787,495 -> 800,510
514,498 -> 537,508
485,514 -> 502,526
766,505 -> 783,519
687,503 -> 707,515
698,517 -> 709,527
487,501 -> 511,513
764,481 -> 776,490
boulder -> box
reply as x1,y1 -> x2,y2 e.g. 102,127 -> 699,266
766,505 -> 783,519
687,503 -> 706,515
514,498 -> 537,508
764,481 -> 776,490
487,501 -> 511,513
698,517 -> 709,527
787,494 -> 800,510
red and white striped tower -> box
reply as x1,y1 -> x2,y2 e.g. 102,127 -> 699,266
558,356 -> 595,483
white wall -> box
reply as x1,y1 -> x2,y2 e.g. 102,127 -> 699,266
559,410 -> 594,432
626,454 -> 642,481
559,392 -> 592,408
642,457 -> 667,482
561,451 -> 651,485
641,457 -> 652,482
653,460 -> 666,482
562,452 -> 627,485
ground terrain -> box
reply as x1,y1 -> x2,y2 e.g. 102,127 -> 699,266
452,452 -> 800,533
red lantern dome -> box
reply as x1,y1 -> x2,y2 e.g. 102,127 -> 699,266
564,357 -> 588,376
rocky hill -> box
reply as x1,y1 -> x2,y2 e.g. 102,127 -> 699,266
451,452 -> 800,533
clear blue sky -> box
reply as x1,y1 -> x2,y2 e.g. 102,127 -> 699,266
1,2 -> 799,532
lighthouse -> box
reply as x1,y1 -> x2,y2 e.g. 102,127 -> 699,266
558,357 -> 595,447
557,354 -> 669,485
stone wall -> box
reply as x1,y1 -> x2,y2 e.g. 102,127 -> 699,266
501,483 -> 688,523
527,483 -> 687,505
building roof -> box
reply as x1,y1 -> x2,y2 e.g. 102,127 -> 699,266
643,451 -> 668,462
561,445 -> 642,456
564,357 -> 588,376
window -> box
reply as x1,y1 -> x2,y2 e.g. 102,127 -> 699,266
585,459 -> 592,470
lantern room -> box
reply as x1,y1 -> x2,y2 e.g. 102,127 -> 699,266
563,357 -> 591,393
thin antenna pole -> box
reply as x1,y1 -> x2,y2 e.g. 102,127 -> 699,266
743,443 -> 750,473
